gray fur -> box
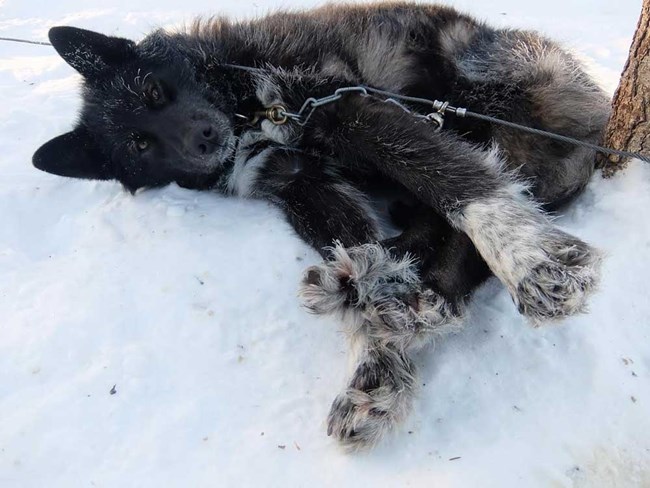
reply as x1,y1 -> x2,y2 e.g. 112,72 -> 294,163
452,178 -> 602,322
364,288 -> 463,350
299,242 -> 461,335
438,18 -> 478,58
355,29 -> 416,92
300,243 -> 418,328
450,26 -> 611,203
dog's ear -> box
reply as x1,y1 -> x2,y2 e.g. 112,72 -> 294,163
48,26 -> 135,78
33,128 -> 112,180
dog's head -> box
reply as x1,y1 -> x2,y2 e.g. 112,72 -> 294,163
33,27 -> 237,192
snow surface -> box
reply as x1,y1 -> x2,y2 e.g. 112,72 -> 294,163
1,0 -> 649,486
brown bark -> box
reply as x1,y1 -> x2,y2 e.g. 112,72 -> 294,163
600,0 -> 650,177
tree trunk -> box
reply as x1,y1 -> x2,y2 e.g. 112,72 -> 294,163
600,0 -> 650,177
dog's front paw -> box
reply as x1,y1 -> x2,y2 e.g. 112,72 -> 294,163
515,233 -> 602,322
298,243 -> 418,323
299,261 -> 358,317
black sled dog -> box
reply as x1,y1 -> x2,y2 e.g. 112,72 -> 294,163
33,3 -> 610,450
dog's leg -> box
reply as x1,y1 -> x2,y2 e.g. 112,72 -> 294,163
450,185 -> 601,322
300,201 -> 493,345
326,211 -> 493,450
368,205 -> 491,347
328,249 -> 478,450
299,240 -> 466,338
323,99 -> 601,323
230,145 -> 381,253
242,145 -> 428,326
327,333 -> 418,450
239,146 -> 480,448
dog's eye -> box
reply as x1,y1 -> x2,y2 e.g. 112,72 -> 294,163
145,81 -> 164,105
131,135 -> 150,152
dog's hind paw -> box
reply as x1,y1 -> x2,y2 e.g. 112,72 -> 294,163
327,344 -> 416,451
514,233 -> 602,322
327,388 -> 394,450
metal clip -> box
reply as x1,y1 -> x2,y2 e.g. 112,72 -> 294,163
246,104 -> 289,126
266,104 -> 288,125
424,100 -> 449,131
425,112 -> 444,131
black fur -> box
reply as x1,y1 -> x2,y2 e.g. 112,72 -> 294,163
33,3 -> 610,449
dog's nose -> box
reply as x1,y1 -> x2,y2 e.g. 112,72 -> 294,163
190,124 -> 220,156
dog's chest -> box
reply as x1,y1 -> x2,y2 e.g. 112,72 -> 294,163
226,131 -> 273,197
227,105 -> 302,197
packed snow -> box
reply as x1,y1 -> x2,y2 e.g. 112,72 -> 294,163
1,0 -> 648,486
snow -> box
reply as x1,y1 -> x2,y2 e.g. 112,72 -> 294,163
0,0 -> 648,486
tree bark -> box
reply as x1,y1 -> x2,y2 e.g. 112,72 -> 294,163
600,0 -> 650,177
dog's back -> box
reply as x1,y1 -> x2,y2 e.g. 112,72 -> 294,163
181,2 -> 610,205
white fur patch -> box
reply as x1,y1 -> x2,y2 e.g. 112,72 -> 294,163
227,132 -> 272,197
454,186 -> 548,288
451,180 -> 601,322
259,119 -> 289,145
